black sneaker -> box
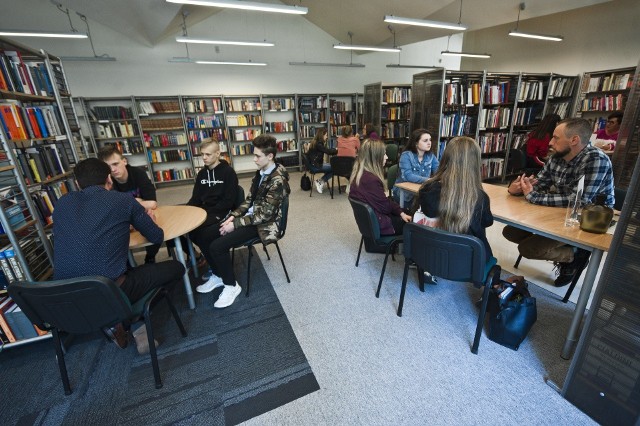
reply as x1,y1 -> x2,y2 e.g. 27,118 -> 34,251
553,249 -> 590,287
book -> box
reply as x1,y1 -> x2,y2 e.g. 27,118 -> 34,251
0,296 -> 17,342
4,304 -> 37,340
0,249 -> 16,283
4,246 -> 25,282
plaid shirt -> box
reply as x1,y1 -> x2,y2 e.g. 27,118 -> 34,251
526,145 -> 614,207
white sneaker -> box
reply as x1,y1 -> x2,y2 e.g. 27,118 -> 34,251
314,179 -> 324,194
214,283 -> 242,308
196,274 -> 224,293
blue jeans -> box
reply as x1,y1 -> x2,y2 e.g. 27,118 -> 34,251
310,163 -> 332,182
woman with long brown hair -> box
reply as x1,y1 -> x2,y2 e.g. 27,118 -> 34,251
307,127 -> 337,194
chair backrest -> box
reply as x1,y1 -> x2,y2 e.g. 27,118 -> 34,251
385,143 -> 399,165
278,196 -> 290,238
302,153 -> 313,172
403,222 -> 486,285
507,147 -> 526,174
387,164 -> 399,194
8,276 -> 132,335
614,187 -> 626,211
330,156 -> 356,178
234,185 -> 246,209
349,197 -> 382,242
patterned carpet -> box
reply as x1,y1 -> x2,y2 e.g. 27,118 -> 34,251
0,248 -> 319,425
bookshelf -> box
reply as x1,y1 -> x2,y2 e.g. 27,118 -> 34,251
181,95 -> 228,173
328,93 -> 358,148
297,94 -> 327,152
575,66 -> 636,141
261,94 -> 298,169
136,95 -> 193,185
364,83 -> 411,148
224,95 -> 262,173
544,73 -> 579,120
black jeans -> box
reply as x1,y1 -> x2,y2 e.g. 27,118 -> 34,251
120,260 -> 185,303
206,225 -> 260,286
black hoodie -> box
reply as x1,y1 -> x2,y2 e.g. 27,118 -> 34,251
187,159 -> 239,226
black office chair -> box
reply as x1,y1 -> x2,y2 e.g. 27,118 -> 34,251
348,198 -> 403,296
385,143 -> 399,168
397,223 -> 501,354
329,156 -> 355,199
301,154 -> 317,198
231,196 -> 290,296
8,276 -> 187,395
386,164 -> 399,198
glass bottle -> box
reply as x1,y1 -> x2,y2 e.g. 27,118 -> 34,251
579,193 -> 614,234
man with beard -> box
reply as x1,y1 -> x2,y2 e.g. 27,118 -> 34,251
502,118 -> 614,286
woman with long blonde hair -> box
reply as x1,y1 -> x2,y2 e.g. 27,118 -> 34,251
349,139 -> 411,235
418,136 -> 494,260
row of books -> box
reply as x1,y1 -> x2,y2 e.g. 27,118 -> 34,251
381,122 -> 410,139
547,101 -> 571,119
105,140 -> 145,155
330,111 -> 356,126
299,125 -> 323,138
298,111 -> 326,124
89,106 -> 133,121
138,101 -> 180,114
148,149 -> 189,163
15,143 -> 71,185
518,81 -> 545,101
191,141 -> 228,156
265,121 -> 295,133
186,115 -> 225,129
0,237 -> 49,285
276,139 -> 297,152
478,132 -> 508,153
329,100 -> 353,111
144,132 -> 187,147
225,99 -> 261,112
580,94 -> 624,112
382,105 -> 410,120
584,73 -> 632,93
479,107 -> 511,129
591,117 -> 608,132
513,106 -> 543,126
232,143 -> 254,156
481,158 -> 504,179
94,121 -> 136,139
444,82 -> 482,106
31,179 -> 76,225
188,128 -> 227,143
231,128 -> 261,142
226,114 -> 262,127
440,113 -> 474,138
485,82 -> 512,105
193,154 -> 231,169
299,97 -> 327,110
511,133 -> 528,150
264,98 -> 294,111
0,50 -> 53,97
549,78 -> 576,98
139,117 -> 183,130
382,88 -> 411,104
0,101 -> 64,140
184,98 -> 223,113
0,296 -> 47,344
330,123 -> 355,136
152,167 -> 194,182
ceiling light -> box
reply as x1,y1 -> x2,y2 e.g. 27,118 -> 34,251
0,30 -> 87,39
194,60 -> 267,66
383,15 -> 467,31
176,36 -> 274,47
509,2 -> 563,42
289,61 -> 365,68
168,56 -> 194,63
386,64 -> 439,69
441,50 -> 491,58
60,55 -> 116,61
165,0 -> 307,15
333,44 -> 400,53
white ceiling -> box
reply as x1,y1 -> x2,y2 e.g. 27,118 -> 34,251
4,0 -> 612,48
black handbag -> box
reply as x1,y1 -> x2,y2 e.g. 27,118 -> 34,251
488,276 -> 537,350
300,172 -> 312,191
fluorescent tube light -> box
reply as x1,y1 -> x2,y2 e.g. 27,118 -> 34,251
289,61 -> 365,68
508,31 -> 563,42
441,50 -> 491,59
168,56 -> 195,63
384,15 -> 467,31
165,0 -> 308,14
0,29 -> 87,39
333,44 -> 400,53
176,36 -> 274,47
195,60 -> 267,66
386,64 -> 438,69
60,55 -> 117,61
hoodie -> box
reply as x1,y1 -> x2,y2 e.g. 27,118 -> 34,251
187,159 -> 238,226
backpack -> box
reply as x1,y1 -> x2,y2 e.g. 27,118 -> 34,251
300,172 -> 312,191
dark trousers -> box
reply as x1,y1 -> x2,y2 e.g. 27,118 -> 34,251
384,215 -> 406,236
206,225 -> 260,286
120,260 -> 185,304
145,243 -> 161,262
189,223 -> 224,265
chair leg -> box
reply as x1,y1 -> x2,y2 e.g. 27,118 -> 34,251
375,242 -> 396,298
274,242 -> 291,283
562,259 -> 590,303
262,245 -> 271,260
53,328 -> 72,395
355,237 -> 363,267
231,247 -> 235,267
165,294 -> 188,337
472,265 -> 500,354
397,262 -> 411,316
514,254 -> 523,269
337,176 -> 342,194
417,266 -> 425,292
143,300 -> 163,389
246,245 -> 254,297
330,175 -> 335,199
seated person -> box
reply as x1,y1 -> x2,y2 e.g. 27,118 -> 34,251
307,128 -> 337,194
98,145 -> 159,264
418,136 -> 493,262
349,139 -> 411,236
337,125 -> 361,157
504,118 -> 614,286
200,135 -> 290,309
392,128 -> 439,208
525,113 -> 561,169
52,158 -> 184,348
592,112 -> 622,151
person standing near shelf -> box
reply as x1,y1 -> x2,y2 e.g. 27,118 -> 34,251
98,145 -> 160,264
53,158 -> 184,349
336,125 -> 361,157
503,118 -> 614,286
592,111 -> 623,151
392,128 -> 439,208
524,113 -> 561,169
307,128 -> 337,194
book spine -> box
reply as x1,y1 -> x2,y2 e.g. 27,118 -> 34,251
4,248 -> 25,282
0,251 -> 16,283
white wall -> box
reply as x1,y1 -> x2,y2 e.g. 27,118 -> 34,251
461,0 -> 640,74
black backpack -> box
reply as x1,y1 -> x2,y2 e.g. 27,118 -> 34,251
300,172 -> 311,191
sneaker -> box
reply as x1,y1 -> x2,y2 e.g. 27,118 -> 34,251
214,283 -> 242,308
196,274 -> 224,293
553,249 -> 590,287
424,272 -> 438,285
201,269 -> 213,280
314,179 -> 324,194
104,323 -> 129,349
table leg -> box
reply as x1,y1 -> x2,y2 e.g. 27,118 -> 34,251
128,250 -> 137,268
185,234 -> 197,272
561,248 -> 603,360
173,236 -> 196,310
399,190 -> 406,208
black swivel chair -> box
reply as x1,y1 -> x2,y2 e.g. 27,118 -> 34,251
397,222 -> 501,354
348,198 -> 403,296
8,276 -> 187,395
231,196 -> 291,296
302,154 -> 317,198
329,156 -> 355,199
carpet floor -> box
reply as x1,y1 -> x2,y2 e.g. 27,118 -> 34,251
0,249 -> 319,425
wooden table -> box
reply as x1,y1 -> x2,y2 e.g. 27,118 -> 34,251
129,205 -> 206,310
394,181 -> 613,359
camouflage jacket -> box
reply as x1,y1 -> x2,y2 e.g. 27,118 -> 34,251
231,163 -> 290,244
